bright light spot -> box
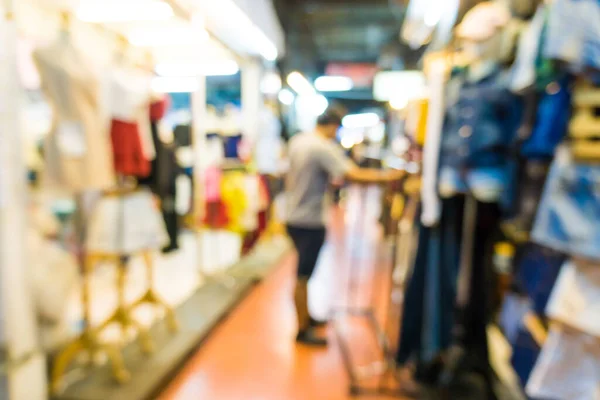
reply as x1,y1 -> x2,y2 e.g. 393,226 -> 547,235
155,61 -> 239,77
76,0 -> 174,23
315,76 -> 354,92
296,94 -> 328,115
152,77 -> 199,93
313,94 -> 329,115
287,71 -> 316,95
367,122 -> 386,143
128,25 -> 208,47
392,136 -> 411,155
278,89 -> 295,105
261,72 -> 282,95
341,137 -> 355,149
342,113 -> 380,129
390,95 -> 409,110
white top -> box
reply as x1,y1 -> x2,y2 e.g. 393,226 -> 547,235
105,65 -> 155,160
420,59 -> 448,226
34,38 -> 115,191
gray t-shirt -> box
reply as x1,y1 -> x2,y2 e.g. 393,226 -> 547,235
285,132 -> 353,227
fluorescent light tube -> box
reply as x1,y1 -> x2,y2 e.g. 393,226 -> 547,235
152,77 -> 199,93
76,0 -> 174,23
128,26 -> 209,47
287,72 -> 316,95
342,113 -> 381,129
155,61 -> 240,77
315,76 -> 353,92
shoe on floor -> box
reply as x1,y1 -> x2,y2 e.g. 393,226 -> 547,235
296,328 -> 328,347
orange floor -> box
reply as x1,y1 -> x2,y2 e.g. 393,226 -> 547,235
160,187 -> 407,400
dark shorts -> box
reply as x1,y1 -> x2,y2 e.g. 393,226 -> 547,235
287,225 -> 326,279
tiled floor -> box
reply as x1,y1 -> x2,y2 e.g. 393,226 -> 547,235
160,186 -> 409,400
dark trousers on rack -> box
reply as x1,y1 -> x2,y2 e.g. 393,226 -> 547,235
396,197 -> 502,388
396,197 -> 464,371
287,225 -> 326,333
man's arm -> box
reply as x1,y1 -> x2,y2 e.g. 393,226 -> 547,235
319,142 -> 405,185
345,166 -> 405,185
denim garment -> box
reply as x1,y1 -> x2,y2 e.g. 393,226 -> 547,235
499,294 -> 532,344
544,0 -> 600,71
396,198 -> 463,367
521,76 -> 573,159
514,243 -> 565,316
439,69 -> 522,199
511,328 -> 542,389
532,159 -> 600,261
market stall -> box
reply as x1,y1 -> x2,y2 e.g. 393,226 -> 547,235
0,0 -> 285,398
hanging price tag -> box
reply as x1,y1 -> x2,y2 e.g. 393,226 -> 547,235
57,121 -> 86,157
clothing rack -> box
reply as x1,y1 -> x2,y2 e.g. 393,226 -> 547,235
438,193 -> 502,399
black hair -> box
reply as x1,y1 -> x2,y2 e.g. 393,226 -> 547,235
317,108 -> 344,127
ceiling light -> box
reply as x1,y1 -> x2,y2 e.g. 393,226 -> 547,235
315,76 -> 354,92
342,113 -> 380,129
155,61 -> 239,77
213,0 -> 279,61
76,0 -> 174,23
278,89 -> 295,105
296,94 -> 329,116
152,77 -> 199,93
341,137 -> 355,149
128,26 -> 209,47
287,72 -> 316,95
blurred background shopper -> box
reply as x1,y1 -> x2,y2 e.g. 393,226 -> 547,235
285,109 -> 403,346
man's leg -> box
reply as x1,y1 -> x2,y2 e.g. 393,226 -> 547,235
287,226 -> 327,346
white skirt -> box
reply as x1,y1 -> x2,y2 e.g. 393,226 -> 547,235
86,189 -> 168,254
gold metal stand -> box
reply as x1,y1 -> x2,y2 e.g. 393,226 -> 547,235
130,251 -> 179,332
51,249 -> 181,394
51,254 -> 131,395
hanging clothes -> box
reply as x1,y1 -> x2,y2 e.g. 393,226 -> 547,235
110,119 -> 151,177
438,67 -> 522,205
544,0 -> 600,72
223,133 -> 243,159
220,172 -> 248,233
396,197 -> 464,369
142,96 -> 181,253
420,57 -> 450,227
33,38 -> 115,191
107,66 -> 153,178
527,325 -> 600,400
532,154 -> 600,261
